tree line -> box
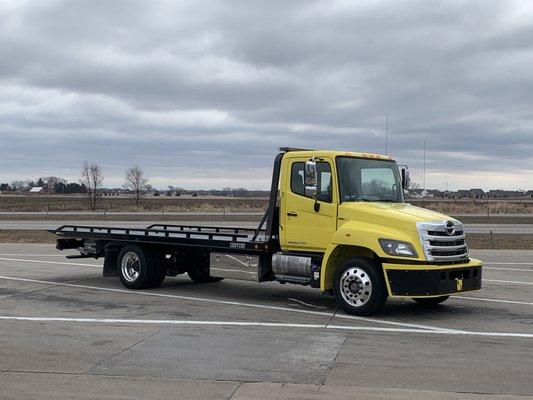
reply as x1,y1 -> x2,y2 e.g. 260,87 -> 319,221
0,177 -> 87,194
1,162 -> 150,212
1,162 -> 264,212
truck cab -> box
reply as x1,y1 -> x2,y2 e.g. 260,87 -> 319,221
274,149 -> 482,314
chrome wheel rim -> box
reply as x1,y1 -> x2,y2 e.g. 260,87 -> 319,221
340,267 -> 372,307
121,252 -> 141,283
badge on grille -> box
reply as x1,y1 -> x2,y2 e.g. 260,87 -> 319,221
456,278 -> 463,291
445,221 -> 456,236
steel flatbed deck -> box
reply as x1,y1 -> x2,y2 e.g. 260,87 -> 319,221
49,223 -> 273,254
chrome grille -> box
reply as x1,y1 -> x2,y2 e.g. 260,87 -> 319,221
417,221 -> 468,262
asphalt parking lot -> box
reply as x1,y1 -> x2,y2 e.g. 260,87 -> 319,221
0,244 -> 531,399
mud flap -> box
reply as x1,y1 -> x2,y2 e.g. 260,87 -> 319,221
103,246 -> 120,277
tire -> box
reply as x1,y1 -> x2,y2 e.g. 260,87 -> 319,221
144,251 -> 167,289
333,257 -> 387,316
413,295 -> 449,306
147,262 -> 166,288
117,245 -> 157,289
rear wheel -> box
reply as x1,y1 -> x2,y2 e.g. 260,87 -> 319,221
118,245 -> 157,289
333,257 -> 387,316
413,296 -> 450,306
147,258 -> 167,288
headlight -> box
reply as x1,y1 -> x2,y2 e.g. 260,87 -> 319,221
379,239 -> 418,257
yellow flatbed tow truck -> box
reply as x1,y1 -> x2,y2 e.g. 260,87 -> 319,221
50,148 -> 482,316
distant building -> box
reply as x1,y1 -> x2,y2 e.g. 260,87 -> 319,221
456,190 -> 471,198
487,189 -> 504,198
487,189 -> 523,198
408,189 -> 433,198
522,190 -> 533,198
469,188 -> 485,199
29,186 -> 45,195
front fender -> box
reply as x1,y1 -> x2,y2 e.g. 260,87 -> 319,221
320,221 -> 422,291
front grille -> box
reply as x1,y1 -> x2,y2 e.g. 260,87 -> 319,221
428,238 -> 464,246
431,249 -> 466,257
417,221 -> 468,262
427,230 -> 464,237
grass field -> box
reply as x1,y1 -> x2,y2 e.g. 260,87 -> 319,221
409,198 -> 533,214
1,194 -> 532,214
0,230 -> 57,244
0,195 -> 268,212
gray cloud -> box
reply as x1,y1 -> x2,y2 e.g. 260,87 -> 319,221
0,0 -> 532,189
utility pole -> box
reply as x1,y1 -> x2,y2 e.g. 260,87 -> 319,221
423,139 -> 426,189
385,113 -> 389,155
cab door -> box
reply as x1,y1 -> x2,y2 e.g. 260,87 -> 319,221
281,157 -> 337,252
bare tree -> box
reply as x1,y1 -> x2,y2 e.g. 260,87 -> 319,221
81,161 -> 104,211
124,165 -> 148,207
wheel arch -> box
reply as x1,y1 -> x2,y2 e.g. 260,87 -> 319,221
320,244 -> 381,291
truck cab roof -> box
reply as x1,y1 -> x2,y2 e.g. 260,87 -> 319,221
280,148 -> 395,162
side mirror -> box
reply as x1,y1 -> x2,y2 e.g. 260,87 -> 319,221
401,167 -> 410,189
304,160 -> 317,197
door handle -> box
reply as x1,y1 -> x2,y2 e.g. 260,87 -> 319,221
287,212 -> 298,217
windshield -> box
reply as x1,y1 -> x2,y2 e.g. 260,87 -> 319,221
336,157 -> 404,203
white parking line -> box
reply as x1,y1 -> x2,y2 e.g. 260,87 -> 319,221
453,296 -> 533,306
485,267 -> 532,272
0,274 -> 461,333
1,257 -> 532,333
485,262 -> 533,265
485,279 -> 533,285
0,315 -> 532,338
326,324 -> 533,338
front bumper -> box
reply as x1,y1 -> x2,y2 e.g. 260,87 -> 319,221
383,258 -> 482,298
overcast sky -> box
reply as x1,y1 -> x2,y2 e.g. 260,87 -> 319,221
1,0 -> 532,190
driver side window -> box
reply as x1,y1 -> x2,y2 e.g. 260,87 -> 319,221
291,162 -> 332,203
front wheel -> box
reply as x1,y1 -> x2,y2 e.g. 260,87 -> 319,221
333,257 -> 387,316
413,296 -> 450,306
